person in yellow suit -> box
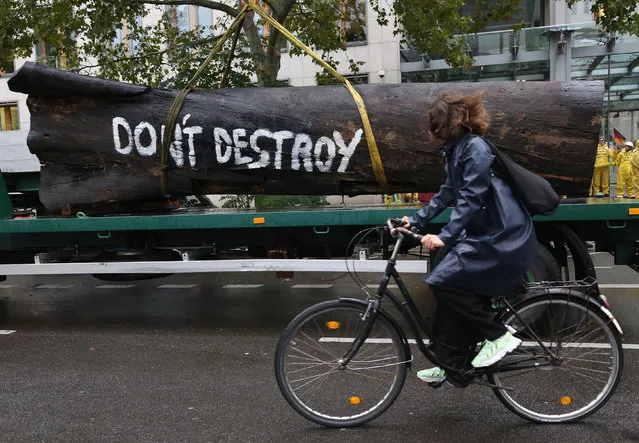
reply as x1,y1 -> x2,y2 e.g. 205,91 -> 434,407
633,139 -> 639,195
616,141 -> 636,198
591,137 -> 615,196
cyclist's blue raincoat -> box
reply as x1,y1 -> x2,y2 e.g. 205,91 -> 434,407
409,131 -> 537,297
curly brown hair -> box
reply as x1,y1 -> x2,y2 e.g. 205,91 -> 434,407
428,90 -> 490,141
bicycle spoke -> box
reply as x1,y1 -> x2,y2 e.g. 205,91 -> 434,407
288,345 -> 332,365
562,356 -> 614,365
298,330 -> 340,359
555,366 -> 607,391
343,367 -> 397,384
286,361 -> 332,375
289,367 -> 339,390
297,367 -> 333,404
490,296 -> 621,423
276,303 -> 408,426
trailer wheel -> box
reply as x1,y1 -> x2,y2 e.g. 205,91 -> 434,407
526,243 -> 562,283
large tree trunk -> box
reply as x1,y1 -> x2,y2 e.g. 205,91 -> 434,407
8,62 -> 603,214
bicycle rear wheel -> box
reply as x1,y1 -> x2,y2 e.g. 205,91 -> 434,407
489,293 -> 623,423
275,299 -> 409,427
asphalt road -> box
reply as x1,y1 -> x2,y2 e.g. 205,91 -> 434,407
1,252 -> 639,442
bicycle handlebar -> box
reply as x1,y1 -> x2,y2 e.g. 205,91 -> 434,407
386,218 -> 423,241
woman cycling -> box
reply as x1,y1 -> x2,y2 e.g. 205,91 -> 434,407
402,90 -> 537,383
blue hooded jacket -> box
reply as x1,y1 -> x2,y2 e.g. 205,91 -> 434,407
409,131 -> 537,297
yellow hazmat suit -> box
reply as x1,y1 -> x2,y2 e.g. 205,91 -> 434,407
591,141 -> 615,196
616,147 -> 635,198
633,140 -> 639,195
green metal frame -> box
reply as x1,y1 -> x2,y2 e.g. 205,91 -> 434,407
1,197 -> 639,234
0,171 -> 14,219
4,171 -> 40,193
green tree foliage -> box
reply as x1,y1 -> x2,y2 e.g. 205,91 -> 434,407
219,194 -> 255,208
254,195 -> 328,209
572,0 -> 639,37
219,194 -> 328,209
2,0 -> 637,88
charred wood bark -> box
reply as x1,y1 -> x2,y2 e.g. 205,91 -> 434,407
8,62 -> 604,213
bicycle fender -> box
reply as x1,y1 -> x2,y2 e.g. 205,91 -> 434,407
510,288 -> 623,335
337,297 -> 413,369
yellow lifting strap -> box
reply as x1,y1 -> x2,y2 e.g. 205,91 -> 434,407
160,0 -> 389,195
160,3 -> 250,196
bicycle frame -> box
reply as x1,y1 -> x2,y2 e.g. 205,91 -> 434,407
339,227 -> 567,382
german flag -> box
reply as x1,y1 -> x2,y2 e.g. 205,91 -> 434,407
613,128 -> 627,146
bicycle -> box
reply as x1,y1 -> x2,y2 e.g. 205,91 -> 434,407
274,218 -> 624,427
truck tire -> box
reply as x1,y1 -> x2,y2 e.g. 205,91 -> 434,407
527,243 -> 562,283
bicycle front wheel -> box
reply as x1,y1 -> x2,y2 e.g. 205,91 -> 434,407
489,294 -> 623,423
275,300 -> 409,427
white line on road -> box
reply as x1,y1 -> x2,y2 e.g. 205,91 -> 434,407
158,284 -> 198,289
292,284 -> 333,289
34,284 -> 77,289
0,330 -> 16,335
319,337 -> 639,350
95,285 -> 137,289
223,284 -> 264,289
599,284 -> 639,289
0,285 -> 16,289
595,267 -> 613,269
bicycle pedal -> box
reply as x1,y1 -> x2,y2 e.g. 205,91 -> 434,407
428,379 -> 447,389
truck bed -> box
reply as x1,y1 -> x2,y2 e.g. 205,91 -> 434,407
1,198 -> 639,234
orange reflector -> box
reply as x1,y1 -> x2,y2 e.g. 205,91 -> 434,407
253,217 -> 265,225
629,208 -> 639,215
349,396 -> 362,405
326,321 -> 341,330
559,396 -> 572,405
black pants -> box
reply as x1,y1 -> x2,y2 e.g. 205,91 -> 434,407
430,285 -> 507,366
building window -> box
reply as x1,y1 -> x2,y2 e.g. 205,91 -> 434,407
113,27 -> 124,47
35,34 -> 58,67
340,0 -> 367,44
167,5 -> 192,32
345,74 -> 369,84
197,6 -> 215,35
319,73 -> 369,86
128,16 -> 143,54
112,16 -> 143,54
0,104 -> 19,132
34,33 -> 74,68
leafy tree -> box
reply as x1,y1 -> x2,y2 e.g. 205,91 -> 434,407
2,0 -> 637,87
219,194 -> 328,209
575,0 -> 639,37
255,194 -> 328,209
219,194 -> 255,208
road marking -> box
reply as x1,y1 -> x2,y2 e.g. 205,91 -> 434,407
34,284 -> 77,289
0,330 -> 16,335
365,284 -> 399,289
319,337 -> 639,350
223,284 -> 264,289
158,284 -> 198,289
0,285 -> 17,289
95,284 -> 137,289
595,267 -> 613,269
599,284 -> 639,289
292,284 -> 333,289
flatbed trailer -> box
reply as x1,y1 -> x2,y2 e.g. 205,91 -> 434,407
2,166 -> 639,283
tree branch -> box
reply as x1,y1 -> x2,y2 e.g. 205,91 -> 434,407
136,0 -> 239,17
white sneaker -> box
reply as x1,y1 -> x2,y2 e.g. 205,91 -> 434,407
471,331 -> 522,368
416,367 -> 446,383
